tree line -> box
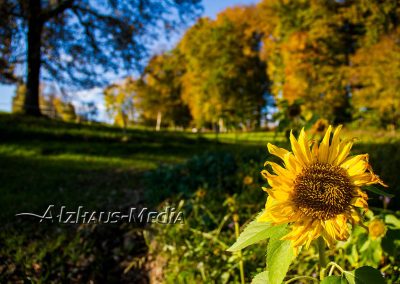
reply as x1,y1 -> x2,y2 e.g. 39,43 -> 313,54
105,1 -> 400,130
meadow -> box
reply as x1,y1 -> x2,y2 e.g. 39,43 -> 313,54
0,113 -> 399,283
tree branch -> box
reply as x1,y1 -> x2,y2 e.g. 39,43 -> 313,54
40,0 -> 75,21
70,8 -> 100,53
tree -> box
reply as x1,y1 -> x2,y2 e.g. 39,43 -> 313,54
104,78 -> 136,129
179,6 -> 269,130
350,29 -> 400,128
340,0 -> 400,128
12,82 -> 77,121
0,0 -> 202,116
135,49 -> 191,130
257,0 -> 360,123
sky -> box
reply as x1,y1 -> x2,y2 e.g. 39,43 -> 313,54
0,0 -> 257,121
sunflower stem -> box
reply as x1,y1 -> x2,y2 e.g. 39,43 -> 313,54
234,214 -> 245,284
317,237 -> 328,279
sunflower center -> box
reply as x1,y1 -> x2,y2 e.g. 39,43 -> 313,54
293,162 -> 353,220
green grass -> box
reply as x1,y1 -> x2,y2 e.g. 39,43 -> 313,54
1,113 -> 399,220
0,114 -> 275,221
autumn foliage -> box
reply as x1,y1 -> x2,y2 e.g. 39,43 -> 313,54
105,0 -> 400,130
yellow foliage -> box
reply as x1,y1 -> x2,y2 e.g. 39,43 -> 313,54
350,28 -> 400,126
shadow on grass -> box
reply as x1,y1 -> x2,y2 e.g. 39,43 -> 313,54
0,113 -> 398,282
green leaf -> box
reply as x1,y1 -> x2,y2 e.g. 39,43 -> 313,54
344,266 -> 385,284
227,214 -> 287,252
267,237 -> 293,284
382,229 -> 400,256
364,186 -> 394,198
251,271 -> 269,284
321,276 -> 347,284
385,214 -> 400,229
344,271 -> 356,284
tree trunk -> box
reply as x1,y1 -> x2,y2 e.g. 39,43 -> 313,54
156,111 -> 162,131
218,117 -> 225,133
23,0 -> 43,116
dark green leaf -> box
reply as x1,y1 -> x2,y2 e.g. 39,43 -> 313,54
364,186 -> 394,198
381,229 -> 400,256
344,266 -> 385,284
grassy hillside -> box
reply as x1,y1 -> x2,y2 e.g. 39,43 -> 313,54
0,114 -> 280,220
0,113 -> 399,283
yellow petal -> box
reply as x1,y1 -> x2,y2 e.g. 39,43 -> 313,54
321,230 -> 336,248
322,219 -> 338,240
351,172 -> 374,186
283,152 -> 303,175
257,210 -> 271,222
262,187 -> 290,201
258,197 -> 277,222
347,159 -> 368,176
284,218 -> 319,248
293,231 -> 310,247
261,169 -> 293,188
340,154 -> 368,170
351,189 -> 368,209
365,166 -> 388,187
352,197 -> 368,209
350,210 -> 361,224
262,198 -> 299,224
298,128 -> 312,163
264,161 -> 296,180
318,125 -> 332,163
304,221 -> 322,249
283,218 -> 313,240
334,140 -> 353,165
267,143 -> 289,160
290,130 -> 308,166
334,214 -> 349,240
328,125 -> 343,163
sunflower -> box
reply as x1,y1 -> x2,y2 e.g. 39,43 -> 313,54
258,125 -> 387,250
368,219 -> 387,240
311,118 -> 329,135
243,175 -> 254,185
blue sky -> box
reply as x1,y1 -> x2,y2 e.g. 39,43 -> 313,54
0,0 -> 257,119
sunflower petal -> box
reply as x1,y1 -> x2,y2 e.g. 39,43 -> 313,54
352,197 -> 368,209
328,125 -> 343,163
262,187 -> 290,201
261,169 -> 293,189
351,172 -> 374,186
265,161 -> 296,180
349,210 -> 361,224
318,125 -> 332,163
290,130 -> 308,166
341,154 -> 368,170
347,158 -> 368,176
283,152 -> 303,174
334,140 -> 353,165
298,128 -> 312,163
267,143 -> 289,160
262,200 -> 298,224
